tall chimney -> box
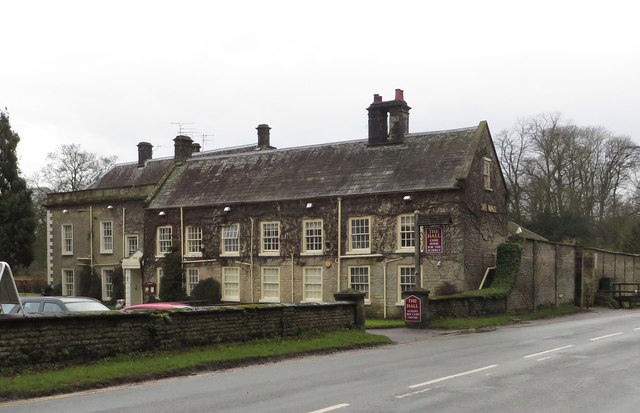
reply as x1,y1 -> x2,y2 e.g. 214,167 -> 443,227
137,142 -> 153,167
367,90 -> 411,145
173,135 -> 194,163
192,142 -> 201,153
257,124 -> 272,150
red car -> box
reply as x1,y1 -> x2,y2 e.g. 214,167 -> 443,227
121,302 -> 192,311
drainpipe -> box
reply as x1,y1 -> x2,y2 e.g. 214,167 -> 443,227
383,257 -> 404,319
180,207 -> 185,292
291,252 -> 295,303
122,208 -> 126,257
337,197 -> 342,292
89,206 -> 94,270
250,217 -> 255,302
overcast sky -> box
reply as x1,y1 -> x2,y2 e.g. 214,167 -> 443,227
3,0 -> 639,184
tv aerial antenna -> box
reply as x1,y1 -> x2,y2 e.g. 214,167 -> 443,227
170,122 -> 196,136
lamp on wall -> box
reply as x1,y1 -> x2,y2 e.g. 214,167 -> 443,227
306,202 -> 313,208
107,205 -> 114,209
158,211 -> 166,216
403,195 -> 412,201
223,206 -> 231,212
62,209 -> 69,214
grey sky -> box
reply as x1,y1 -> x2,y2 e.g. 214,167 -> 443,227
3,0 -> 638,183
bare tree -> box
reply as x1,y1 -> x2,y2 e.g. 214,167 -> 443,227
40,144 -> 117,192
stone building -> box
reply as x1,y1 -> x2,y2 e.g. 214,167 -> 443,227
46,90 -> 508,317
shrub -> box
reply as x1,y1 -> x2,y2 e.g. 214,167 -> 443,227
110,266 -> 125,304
435,281 -> 460,296
160,248 -> 186,301
78,266 -> 101,300
190,278 -> 222,304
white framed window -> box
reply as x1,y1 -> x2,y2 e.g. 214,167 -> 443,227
348,217 -> 371,253
62,224 -> 73,255
397,215 -> 415,252
261,267 -> 280,302
483,157 -> 492,190
126,235 -> 138,257
156,226 -> 172,255
185,226 -> 203,256
349,266 -> 370,304
187,268 -> 199,295
221,224 -> 240,256
63,269 -> 74,296
102,268 -> 114,301
303,267 -> 323,302
156,267 -> 163,299
222,267 -> 240,301
100,221 -> 113,253
302,219 -> 323,254
261,221 -> 280,255
397,266 -> 416,304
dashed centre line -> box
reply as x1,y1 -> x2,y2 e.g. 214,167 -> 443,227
409,364 -> 497,389
523,344 -> 574,359
308,403 -> 350,413
590,332 -> 623,341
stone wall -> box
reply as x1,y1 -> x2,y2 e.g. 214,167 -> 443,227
428,296 -> 506,319
0,302 -> 358,369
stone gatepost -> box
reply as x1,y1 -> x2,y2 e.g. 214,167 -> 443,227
334,289 -> 366,330
402,288 -> 430,329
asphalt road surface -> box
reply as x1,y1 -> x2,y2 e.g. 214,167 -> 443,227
3,309 -> 640,412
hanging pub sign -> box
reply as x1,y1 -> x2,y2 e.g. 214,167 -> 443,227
425,227 -> 444,254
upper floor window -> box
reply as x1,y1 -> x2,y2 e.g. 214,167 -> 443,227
221,224 -> 240,256
185,226 -> 203,256
100,221 -> 113,253
261,221 -> 280,255
483,157 -> 492,190
303,219 -> 323,254
156,226 -> 172,255
62,224 -> 73,255
349,217 -> 371,253
126,235 -> 138,257
397,215 -> 415,251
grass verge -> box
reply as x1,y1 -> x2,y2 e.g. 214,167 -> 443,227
0,330 -> 390,401
365,319 -> 405,328
428,304 -> 583,329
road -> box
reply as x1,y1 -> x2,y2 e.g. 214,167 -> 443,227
3,309 -> 640,412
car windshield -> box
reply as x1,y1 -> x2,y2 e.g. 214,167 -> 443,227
65,301 -> 110,312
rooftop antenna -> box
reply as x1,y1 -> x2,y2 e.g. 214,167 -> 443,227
198,133 -> 214,150
170,122 -> 196,136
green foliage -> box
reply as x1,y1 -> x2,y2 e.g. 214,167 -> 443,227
110,266 -> 125,303
0,110 -> 36,270
42,283 -> 63,296
435,281 -> 460,296
77,266 -> 101,299
160,248 -> 186,301
190,278 -> 221,304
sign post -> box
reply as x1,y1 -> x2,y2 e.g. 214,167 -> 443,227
404,295 -> 421,322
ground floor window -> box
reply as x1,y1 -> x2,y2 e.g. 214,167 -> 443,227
102,268 -> 114,301
349,266 -> 370,302
261,267 -> 280,302
397,266 -> 416,304
222,267 -> 240,301
156,267 -> 163,299
187,268 -> 199,295
303,267 -> 323,302
63,269 -> 74,296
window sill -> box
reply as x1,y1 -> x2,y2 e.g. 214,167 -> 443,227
259,252 -> 280,257
345,250 -> 371,255
100,251 -> 113,255
483,187 -> 493,191
184,253 -> 203,258
394,249 -> 414,254
222,298 -> 240,302
396,301 -> 405,306
220,252 -> 240,257
61,253 -> 74,256
365,299 -> 371,305
301,299 -> 323,304
300,251 -> 323,256
259,298 -> 280,303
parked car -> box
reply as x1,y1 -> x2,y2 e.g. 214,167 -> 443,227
121,302 -> 192,311
6,296 -> 111,314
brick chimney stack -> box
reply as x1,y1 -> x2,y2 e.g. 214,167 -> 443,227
192,142 -> 201,153
137,142 -> 153,167
174,135 -> 194,163
367,89 -> 411,145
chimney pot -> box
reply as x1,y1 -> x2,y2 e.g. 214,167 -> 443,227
373,94 -> 382,103
137,142 -> 153,167
192,142 -> 201,153
395,89 -> 404,101
257,124 -> 272,149
173,135 -> 194,163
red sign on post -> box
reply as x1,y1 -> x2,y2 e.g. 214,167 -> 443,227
425,227 -> 444,254
404,295 -> 421,322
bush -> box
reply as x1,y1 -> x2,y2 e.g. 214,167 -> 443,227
78,266 -> 102,300
435,281 -> 460,296
160,248 -> 186,301
110,266 -> 125,304
190,278 -> 222,304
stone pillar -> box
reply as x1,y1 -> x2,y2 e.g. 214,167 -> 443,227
334,289 -> 366,330
402,288 -> 430,329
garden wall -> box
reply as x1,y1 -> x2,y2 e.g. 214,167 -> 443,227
0,300 -> 361,369
428,296 -> 506,319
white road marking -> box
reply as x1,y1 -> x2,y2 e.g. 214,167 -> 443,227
523,345 -> 574,359
537,356 -> 552,361
590,332 -> 623,341
409,364 -> 498,389
396,387 -> 432,399
633,328 -> 640,331
309,403 -> 350,413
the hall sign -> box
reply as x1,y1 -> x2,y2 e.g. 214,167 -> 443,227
404,295 -> 421,322
425,227 -> 444,254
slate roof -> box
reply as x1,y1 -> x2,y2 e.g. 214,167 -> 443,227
88,145 -> 255,190
147,124 -> 484,209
